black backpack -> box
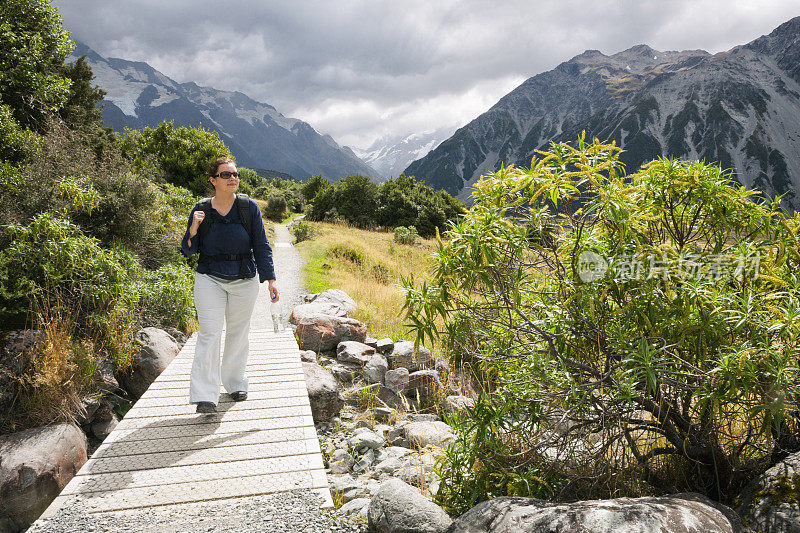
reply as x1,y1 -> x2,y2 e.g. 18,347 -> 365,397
195,193 -> 254,277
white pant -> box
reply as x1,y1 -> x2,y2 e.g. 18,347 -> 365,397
190,273 -> 260,404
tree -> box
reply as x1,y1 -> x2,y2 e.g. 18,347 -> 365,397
404,137 -> 800,510
0,0 -> 73,132
301,174 -> 331,202
120,121 -> 230,196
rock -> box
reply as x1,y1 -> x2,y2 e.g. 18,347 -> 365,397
337,341 -> 377,365
349,431 -> 385,451
447,493 -> 749,533
365,336 -> 379,349
290,301 -> 349,324
364,354 -> 389,384
368,478 -> 452,533
94,357 -> 123,394
338,497 -> 371,520
0,330 -> 43,413
435,356 -> 450,376
403,421 -> 454,449
117,328 -> 179,399
384,368 -> 410,394
0,424 -> 87,532
375,446 -> 415,464
440,395 -> 475,417
406,370 -> 442,400
345,384 -> 405,410
327,361 -> 361,383
164,327 -> 188,346
302,362 -> 344,422
376,338 -> 395,355
355,418 -> 375,430
299,350 -> 317,363
352,449 -> 376,474
408,414 -> 441,422
296,315 -> 367,352
387,425 -> 411,448
304,289 -> 358,313
386,341 -> 434,372
330,475 -> 368,503
329,449 -> 354,474
737,449 -> 800,532
375,407 -> 396,423
75,398 -> 101,426
91,414 -> 118,441
395,453 -> 438,488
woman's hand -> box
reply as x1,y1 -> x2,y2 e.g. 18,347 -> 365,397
188,210 -> 206,237
268,280 -> 279,301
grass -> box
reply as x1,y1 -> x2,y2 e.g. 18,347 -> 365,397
295,221 -> 439,344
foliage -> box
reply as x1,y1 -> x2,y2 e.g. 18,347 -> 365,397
404,137 -> 800,506
0,0 -> 73,132
120,120 -> 230,196
301,174 -> 331,202
128,262 -> 196,332
263,194 -> 288,221
306,173 -> 465,236
393,225 -> 419,245
290,219 -> 318,243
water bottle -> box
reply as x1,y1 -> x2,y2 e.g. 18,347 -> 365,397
270,300 -> 282,333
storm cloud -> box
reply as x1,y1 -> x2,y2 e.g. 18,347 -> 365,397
52,0 -> 800,148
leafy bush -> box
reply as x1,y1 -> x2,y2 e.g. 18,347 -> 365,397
0,212 -> 137,330
128,262 -> 196,331
404,137 -> 800,508
290,219 -> 318,243
263,194 -> 288,221
121,120 -> 230,196
393,225 -> 419,245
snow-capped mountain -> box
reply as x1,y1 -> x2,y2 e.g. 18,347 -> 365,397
405,17 -> 800,208
70,42 -> 378,181
352,127 -> 455,180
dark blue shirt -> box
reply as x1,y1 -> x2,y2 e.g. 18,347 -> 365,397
181,198 -> 276,282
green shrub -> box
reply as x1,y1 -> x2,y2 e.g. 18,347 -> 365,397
129,262 -> 195,331
290,219 -> 318,243
393,225 -> 419,245
121,121 -> 230,196
405,137 -> 800,507
263,194 -> 288,221
0,212 -> 137,330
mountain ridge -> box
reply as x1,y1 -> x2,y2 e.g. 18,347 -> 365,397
404,17 -> 800,207
70,41 -> 378,181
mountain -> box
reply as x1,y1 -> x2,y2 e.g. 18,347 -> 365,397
69,42 -> 378,181
405,17 -> 800,207
352,127 -> 454,180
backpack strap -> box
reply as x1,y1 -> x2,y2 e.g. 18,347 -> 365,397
236,193 -> 252,243
197,198 -> 213,242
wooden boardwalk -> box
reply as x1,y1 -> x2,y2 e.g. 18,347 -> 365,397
39,328 -> 332,519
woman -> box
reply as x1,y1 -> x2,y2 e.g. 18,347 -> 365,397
181,156 -> 279,413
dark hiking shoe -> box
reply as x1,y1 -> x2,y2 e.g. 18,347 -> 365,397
230,391 -> 248,402
196,402 -> 217,413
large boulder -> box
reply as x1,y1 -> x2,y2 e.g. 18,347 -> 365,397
403,421 -> 455,450
290,301 -> 349,324
337,341 -> 376,365
386,341 -> 434,372
446,493 -> 749,533
364,354 -> 389,384
302,362 -> 343,422
0,424 -> 87,532
304,289 -> 357,314
384,368 -> 410,395
737,449 -> 800,532
368,478 -> 452,533
116,328 -> 179,399
440,395 -> 475,417
296,315 -> 367,352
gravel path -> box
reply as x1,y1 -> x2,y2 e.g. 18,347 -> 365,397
27,223 -> 370,532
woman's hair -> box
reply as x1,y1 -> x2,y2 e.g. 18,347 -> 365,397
208,156 -> 236,177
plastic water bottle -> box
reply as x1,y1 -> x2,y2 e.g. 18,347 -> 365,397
270,300 -> 282,333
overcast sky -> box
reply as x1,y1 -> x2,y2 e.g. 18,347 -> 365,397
52,0 -> 800,150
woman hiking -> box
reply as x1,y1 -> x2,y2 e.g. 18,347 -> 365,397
181,156 -> 279,413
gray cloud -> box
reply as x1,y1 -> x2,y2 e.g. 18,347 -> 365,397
52,0 -> 800,148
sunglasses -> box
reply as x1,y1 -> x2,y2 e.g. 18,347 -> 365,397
214,171 -> 240,179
